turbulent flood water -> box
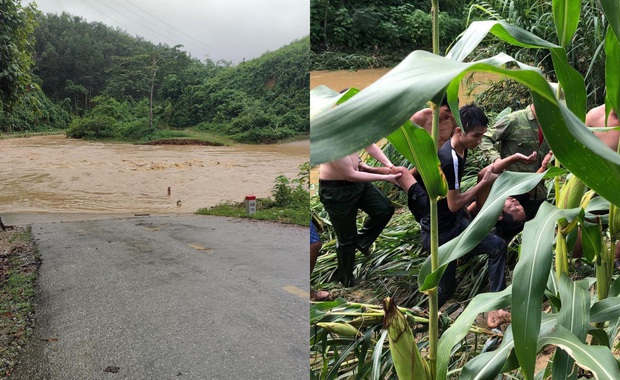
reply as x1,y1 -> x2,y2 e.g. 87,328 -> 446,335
0,135 -> 309,216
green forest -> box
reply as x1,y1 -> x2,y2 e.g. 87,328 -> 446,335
0,3 -> 309,143
310,0 -> 607,110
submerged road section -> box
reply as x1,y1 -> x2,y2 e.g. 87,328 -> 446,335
11,215 -> 309,380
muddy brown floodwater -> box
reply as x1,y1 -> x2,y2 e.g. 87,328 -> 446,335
309,69 -> 503,192
0,135 -> 309,218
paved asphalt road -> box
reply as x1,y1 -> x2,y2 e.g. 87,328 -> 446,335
11,215 -> 309,380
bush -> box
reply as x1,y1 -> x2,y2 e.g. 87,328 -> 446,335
66,115 -> 116,139
116,118 -> 151,140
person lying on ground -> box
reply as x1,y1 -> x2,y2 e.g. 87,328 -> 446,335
392,104 -> 510,328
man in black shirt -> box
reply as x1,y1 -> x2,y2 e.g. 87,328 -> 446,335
420,104 -> 510,328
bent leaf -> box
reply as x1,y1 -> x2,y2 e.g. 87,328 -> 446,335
590,297 -> 620,323
436,287 -> 511,380
387,123 -> 447,199
553,275 -> 589,380
512,203 -> 581,380
537,325 -> 620,380
459,314 -> 558,380
418,169 -> 563,291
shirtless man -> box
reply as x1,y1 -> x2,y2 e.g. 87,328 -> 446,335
411,95 -> 458,149
582,104 -> 620,265
586,104 -> 620,152
318,144 -> 401,287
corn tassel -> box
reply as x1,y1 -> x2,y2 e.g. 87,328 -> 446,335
383,297 -> 430,380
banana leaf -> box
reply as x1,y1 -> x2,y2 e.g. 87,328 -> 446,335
537,325 -> 620,380
512,202 -> 582,380
553,275 -> 590,380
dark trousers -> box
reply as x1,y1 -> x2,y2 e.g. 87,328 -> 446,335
422,217 -> 507,308
319,181 -> 394,287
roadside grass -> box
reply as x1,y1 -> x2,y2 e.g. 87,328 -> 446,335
197,198 -> 308,226
197,164 -> 310,227
0,227 -> 40,379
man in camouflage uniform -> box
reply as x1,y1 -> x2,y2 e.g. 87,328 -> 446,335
479,104 -> 551,220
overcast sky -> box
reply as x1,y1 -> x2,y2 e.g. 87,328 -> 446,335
25,0 -> 309,64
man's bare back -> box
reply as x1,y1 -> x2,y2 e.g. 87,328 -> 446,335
410,106 -> 457,148
586,104 -> 620,152
319,154 -> 359,180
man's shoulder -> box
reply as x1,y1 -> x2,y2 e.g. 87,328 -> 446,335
437,139 -> 453,156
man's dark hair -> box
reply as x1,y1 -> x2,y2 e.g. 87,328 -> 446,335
495,210 -> 525,241
440,94 -> 459,107
459,103 -> 489,133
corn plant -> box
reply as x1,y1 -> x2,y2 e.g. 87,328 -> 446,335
311,0 -> 620,378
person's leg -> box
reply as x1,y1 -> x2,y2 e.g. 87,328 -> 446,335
438,261 -> 458,308
473,230 -> 510,327
310,236 -> 331,300
424,221 -> 463,309
356,182 -> 394,254
310,222 -> 322,274
407,182 -> 430,223
319,183 -> 363,287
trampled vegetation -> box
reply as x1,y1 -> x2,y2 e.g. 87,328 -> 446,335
310,0 -> 620,379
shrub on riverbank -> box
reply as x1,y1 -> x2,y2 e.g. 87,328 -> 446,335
197,163 -> 310,226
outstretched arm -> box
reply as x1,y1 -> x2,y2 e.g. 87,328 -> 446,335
364,144 -> 394,169
447,169 -> 497,213
477,152 -> 537,181
331,157 -> 402,186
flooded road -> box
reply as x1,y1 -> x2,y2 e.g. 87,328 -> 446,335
0,135 -> 308,217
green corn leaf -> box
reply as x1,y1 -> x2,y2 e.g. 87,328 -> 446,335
371,330 -> 389,380
436,287 -> 511,380
600,0 -> 620,46
580,220 -> 603,263
418,169 -> 563,291
552,0 -> 581,48
537,324 -> 620,380
601,0 -> 620,121
447,20 -> 585,119
553,275 -> 590,380
459,314 -> 558,380
590,297 -> 620,323
387,123 -> 447,199
512,203 -> 582,380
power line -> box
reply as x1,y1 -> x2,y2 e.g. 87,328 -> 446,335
121,0 -> 232,58
78,0 -> 223,60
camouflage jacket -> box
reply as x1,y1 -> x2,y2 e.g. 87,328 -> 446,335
479,106 -> 550,200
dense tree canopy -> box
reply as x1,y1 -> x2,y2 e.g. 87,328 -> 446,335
0,0 -> 38,111
1,10 -> 309,143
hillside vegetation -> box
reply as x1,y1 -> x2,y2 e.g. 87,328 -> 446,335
1,11 -> 309,143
